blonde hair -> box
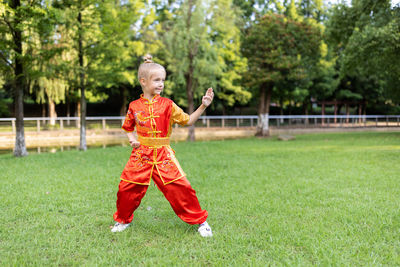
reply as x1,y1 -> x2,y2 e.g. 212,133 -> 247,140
138,54 -> 166,82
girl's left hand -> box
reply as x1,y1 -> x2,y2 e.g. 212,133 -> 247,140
202,88 -> 214,107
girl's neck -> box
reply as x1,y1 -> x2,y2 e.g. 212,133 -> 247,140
143,92 -> 156,100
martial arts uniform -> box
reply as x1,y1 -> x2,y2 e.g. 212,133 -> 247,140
113,94 -> 208,225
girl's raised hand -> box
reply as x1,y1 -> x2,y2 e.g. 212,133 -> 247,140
202,88 -> 214,107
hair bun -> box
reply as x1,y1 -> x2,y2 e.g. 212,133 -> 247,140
143,54 -> 153,63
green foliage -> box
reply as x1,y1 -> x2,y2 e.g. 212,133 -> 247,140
299,0 -> 325,21
0,0 -> 59,93
210,0 -> 251,107
164,0 -> 250,109
164,0 -> 217,108
326,0 -> 399,106
342,4 -> 400,103
242,13 -> 321,103
0,85 -> 10,117
1,0 -> 398,118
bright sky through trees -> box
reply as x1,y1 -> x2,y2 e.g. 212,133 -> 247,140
327,0 -> 400,6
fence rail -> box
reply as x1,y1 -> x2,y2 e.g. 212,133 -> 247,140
0,115 -> 400,133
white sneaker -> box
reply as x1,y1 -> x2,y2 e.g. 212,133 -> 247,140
111,222 -> 130,232
198,221 -> 213,237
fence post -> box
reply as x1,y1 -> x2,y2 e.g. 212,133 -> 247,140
250,118 -> 253,127
207,119 -> 210,128
37,120 -> 40,132
60,119 -> 64,130
222,118 -> 225,128
397,116 -> 399,126
102,119 -> 106,130
386,116 -> 389,126
376,117 -> 378,127
12,120 -> 16,133
236,118 -> 239,127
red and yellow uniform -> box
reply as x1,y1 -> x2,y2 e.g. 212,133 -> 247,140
113,94 -> 208,225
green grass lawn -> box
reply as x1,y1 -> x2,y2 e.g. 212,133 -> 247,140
1,132 -> 400,266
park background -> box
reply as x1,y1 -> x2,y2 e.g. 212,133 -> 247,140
1,0 -> 400,266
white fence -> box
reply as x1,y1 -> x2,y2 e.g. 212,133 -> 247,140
0,115 -> 400,133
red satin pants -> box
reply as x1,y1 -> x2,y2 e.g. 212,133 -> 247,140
113,175 -> 208,225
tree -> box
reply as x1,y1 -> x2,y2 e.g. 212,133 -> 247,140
325,0 -> 397,114
341,2 -> 400,104
0,0 -> 57,156
95,0 -> 145,116
210,0 -> 252,112
164,0 -> 250,141
242,13 -> 321,136
29,30 -> 68,126
53,0 -> 144,150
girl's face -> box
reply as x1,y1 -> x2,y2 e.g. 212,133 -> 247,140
141,69 -> 165,99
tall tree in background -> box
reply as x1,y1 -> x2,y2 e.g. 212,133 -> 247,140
29,27 -> 67,126
96,0 -> 145,116
340,1 -> 400,105
54,0 -> 144,150
243,13 -> 320,136
165,0 -> 219,141
294,0 -> 337,115
325,0 -> 396,114
0,0 -> 57,156
53,0 -> 103,150
211,0 -> 251,112
165,0 -> 249,141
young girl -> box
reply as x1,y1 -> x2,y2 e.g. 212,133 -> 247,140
111,55 -> 213,237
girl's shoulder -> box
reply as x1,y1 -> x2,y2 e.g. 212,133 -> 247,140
157,96 -> 173,104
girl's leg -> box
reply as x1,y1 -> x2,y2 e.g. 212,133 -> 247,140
152,175 -> 208,225
113,180 -> 148,224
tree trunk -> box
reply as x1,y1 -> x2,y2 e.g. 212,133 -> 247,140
79,85 -> 86,150
42,102 -> 46,127
256,86 -> 266,136
363,101 -> 367,123
12,0 -> 27,157
120,87 -> 128,116
303,100 -> 309,125
334,102 -> 337,124
185,0 -> 195,142
256,84 -> 271,136
42,103 -> 46,117
66,94 -> 71,125
75,101 -> 81,128
48,98 -> 57,126
185,69 -> 195,142
78,10 -> 87,151
279,97 -> 284,124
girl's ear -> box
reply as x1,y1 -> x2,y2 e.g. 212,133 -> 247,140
139,77 -> 146,87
